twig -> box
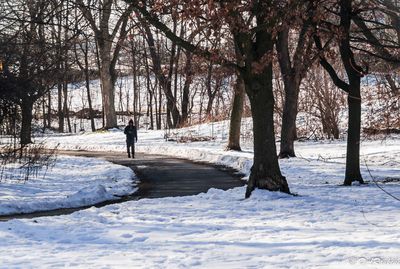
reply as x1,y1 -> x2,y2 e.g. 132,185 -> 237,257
365,161 -> 400,202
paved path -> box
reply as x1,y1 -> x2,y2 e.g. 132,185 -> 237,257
0,150 -> 245,220
63,150 -> 245,198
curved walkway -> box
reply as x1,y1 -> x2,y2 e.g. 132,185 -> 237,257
0,150 -> 245,221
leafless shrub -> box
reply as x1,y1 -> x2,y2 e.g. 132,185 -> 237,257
363,75 -> 400,136
301,66 -> 346,139
165,130 -> 216,143
0,142 -> 58,182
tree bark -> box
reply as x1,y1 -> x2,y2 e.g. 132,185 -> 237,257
42,97 -> 47,131
244,67 -> 290,198
205,63 -> 216,117
99,42 -> 117,129
57,82 -> 64,132
227,74 -> 245,151
345,89 -> 362,185
83,47 -> 96,132
385,74 -> 399,93
63,79 -> 72,133
85,70 -> 95,132
47,91 -> 51,129
279,77 -> 300,158
20,99 -> 33,145
143,44 -> 154,129
181,52 -> 193,125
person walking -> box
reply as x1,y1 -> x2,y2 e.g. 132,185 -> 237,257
124,119 -> 138,158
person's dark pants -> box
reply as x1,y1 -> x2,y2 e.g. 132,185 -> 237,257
127,141 -> 135,158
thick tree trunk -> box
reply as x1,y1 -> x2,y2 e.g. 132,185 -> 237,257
99,45 -> 117,129
344,81 -> 363,185
20,99 -> 33,145
279,78 -> 300,158
244,67 -> 290,198
227,75 -> 245,151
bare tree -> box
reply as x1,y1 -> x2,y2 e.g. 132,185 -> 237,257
76,0 -> 134,128
0,0 -> 70,144
276,1 -> 318,158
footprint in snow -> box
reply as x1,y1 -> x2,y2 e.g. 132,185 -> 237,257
121,233 -> 133,238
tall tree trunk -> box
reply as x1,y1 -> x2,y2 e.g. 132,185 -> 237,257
340,0 -> 364,185
276,24 -> 312,158
205,63 -> 215,117
132,51 -> 139,126
57,82 -> 64,132
279,77 -> 300,158
231,16 -> 291,197
63,81 -> 72,133
244,68 -> 290,198
42,97 -> 47,130
316,0 -> 364,185
227,75 -> 245,151
181,52 -> 193,125
85,67 -> 95,132
157,81 -> 162,129
344,79 -> 363,184
144,45 -> 154,129
148,89 -> 154,129
99,44 -> 117,129
47,91 -> 51,129
20,99 -> 33,145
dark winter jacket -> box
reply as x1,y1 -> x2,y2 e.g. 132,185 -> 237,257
124,125 -> 137,143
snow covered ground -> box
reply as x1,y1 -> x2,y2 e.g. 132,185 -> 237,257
0,155 -> 136,215
1,122 -> 400,268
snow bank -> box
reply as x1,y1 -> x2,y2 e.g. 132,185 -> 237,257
0,155 -> 136,215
